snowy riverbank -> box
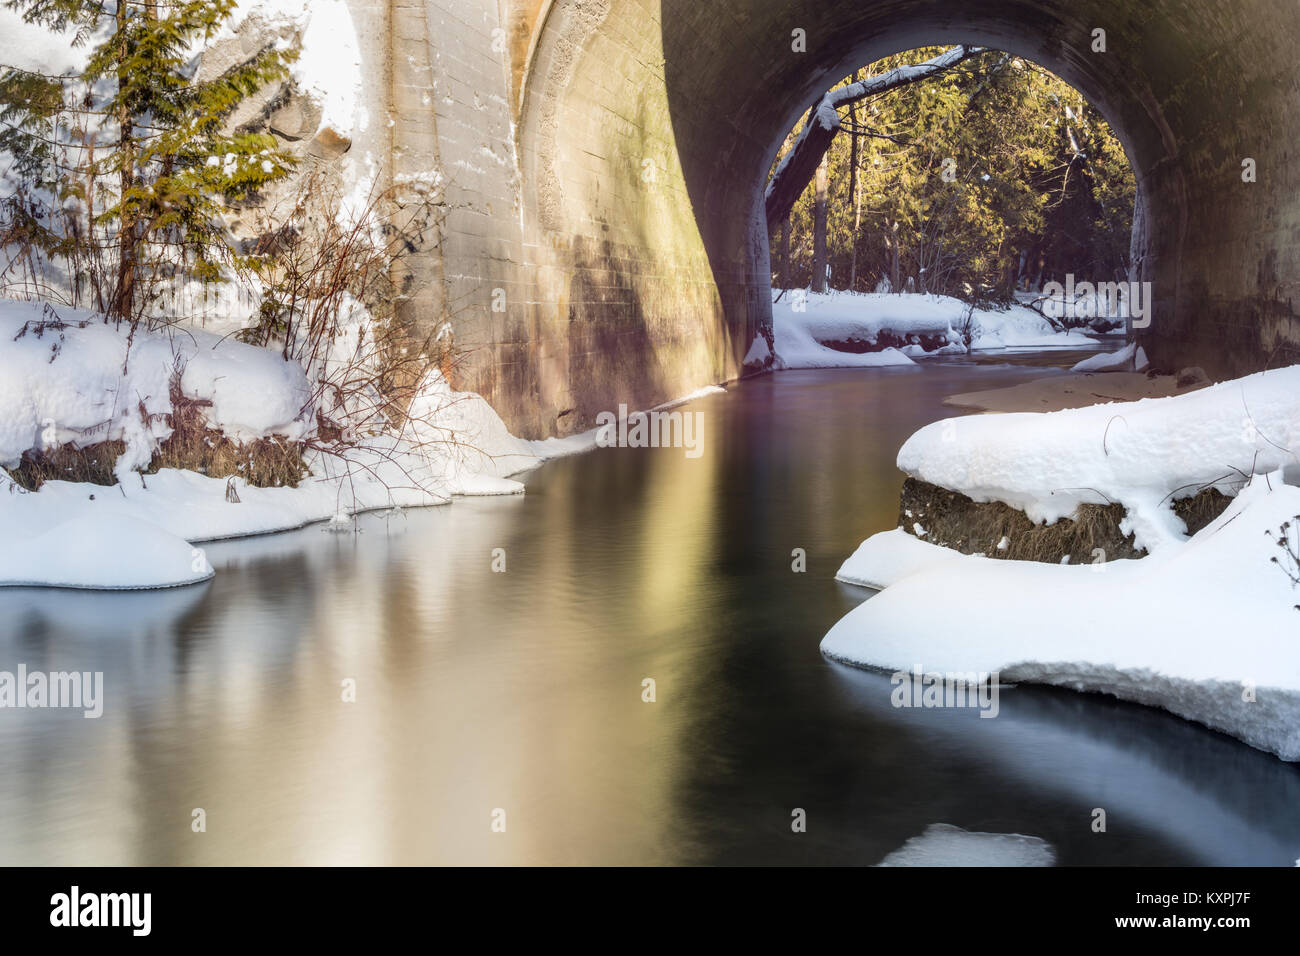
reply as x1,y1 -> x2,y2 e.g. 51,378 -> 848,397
825,365 -> 1300,761
757,289 -> 1100,369
897,364 -> 1300,552
0,299 -> 604,589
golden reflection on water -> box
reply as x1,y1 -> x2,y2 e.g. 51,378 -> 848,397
4,358 -> 1300,865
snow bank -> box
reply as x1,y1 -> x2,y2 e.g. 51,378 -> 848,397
770,289 -> 1095,369
897,364 -> 1300,551
0,309 -> 540,582
405,368 -> 550,492
0,442 -> 450,548
0,297 -> 726,586
0,299 -> 314,480
824,476 -> 1300,761
402,375 -> 725,492
0,376 -> 721,583
0,514 -> 212,590
1070,341 -> 1148,373
835,528 -> 958,590
875,824 -> 1056,867
771,320 -> 916,370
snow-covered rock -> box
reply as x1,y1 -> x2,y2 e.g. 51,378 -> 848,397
897,364 -> 1300,552
824,475 -> 1300,761
0,299 -> 314,482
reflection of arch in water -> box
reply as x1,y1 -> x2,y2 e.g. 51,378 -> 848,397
825,665 -> 1300,866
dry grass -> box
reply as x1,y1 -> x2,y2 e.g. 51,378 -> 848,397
1173,487 -> 1233,535
5,440 -> 124,490
819,330 -> 951,354
5,378 -> 308,492
148,377 -> 307,488
899,476 -> 1141,563
899,477 -> 1235,563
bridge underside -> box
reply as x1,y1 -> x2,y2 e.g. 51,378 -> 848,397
392,0 -> 1300,436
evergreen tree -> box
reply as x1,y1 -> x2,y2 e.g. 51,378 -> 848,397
1,0 -> 297,323
771,49 -> 1135,301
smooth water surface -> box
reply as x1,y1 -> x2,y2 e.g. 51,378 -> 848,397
2,352 -> 1297,865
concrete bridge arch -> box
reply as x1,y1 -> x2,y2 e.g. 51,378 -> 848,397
385,0 -> 1300,436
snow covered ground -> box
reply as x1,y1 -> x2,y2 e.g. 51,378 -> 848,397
897,364 -> 1300,552
0,300 -> 314,483
760,289 -> 1098,369
827,475 -> 1300,761
0,298 -> 652,589
828,363 -> 1300,761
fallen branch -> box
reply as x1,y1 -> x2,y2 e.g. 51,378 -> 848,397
764,45 -> 988,232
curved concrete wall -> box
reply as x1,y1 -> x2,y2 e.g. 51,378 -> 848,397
388,0 -> 1300,435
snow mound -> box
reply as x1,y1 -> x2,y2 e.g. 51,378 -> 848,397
405,368 -> 542,490
824,476 -> 1300,761
401,367 -> 699,491
0,299 -> 313,481
1070,342 -> 1149,372
835,528 -> 959,589
875,824 -> 1056,867
0,514 -> 212,590
771,303 -> 915,369
770,289 -> 1095,369
897,364 -> 1300,552
742,334 -> 772,366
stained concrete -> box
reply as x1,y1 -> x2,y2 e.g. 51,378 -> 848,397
361,0 -> 1300,436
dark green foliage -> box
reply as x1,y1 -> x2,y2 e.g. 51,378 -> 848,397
1,0 -> 298,319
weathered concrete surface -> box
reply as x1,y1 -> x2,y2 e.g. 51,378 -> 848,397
371,0 -> 1300,435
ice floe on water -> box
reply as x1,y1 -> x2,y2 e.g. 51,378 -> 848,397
875,824 -> 1056,867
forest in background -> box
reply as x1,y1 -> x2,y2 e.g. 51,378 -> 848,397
770,48 -> 1136,302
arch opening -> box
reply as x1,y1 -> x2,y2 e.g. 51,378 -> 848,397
654,0 -> 1299,383
503,0 -> 1300,435
764,46 -> 1139,332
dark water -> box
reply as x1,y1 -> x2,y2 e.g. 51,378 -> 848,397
2,351 -> 1298,865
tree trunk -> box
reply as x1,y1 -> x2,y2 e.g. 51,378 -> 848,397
890,222 -> 900,292
848,70 -> 860,292
113,1 -> 136,324
780,216 -> 791,290
811,153 -> 829,293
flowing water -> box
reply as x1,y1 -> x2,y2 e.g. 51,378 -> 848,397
2,352 -> 1298,865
